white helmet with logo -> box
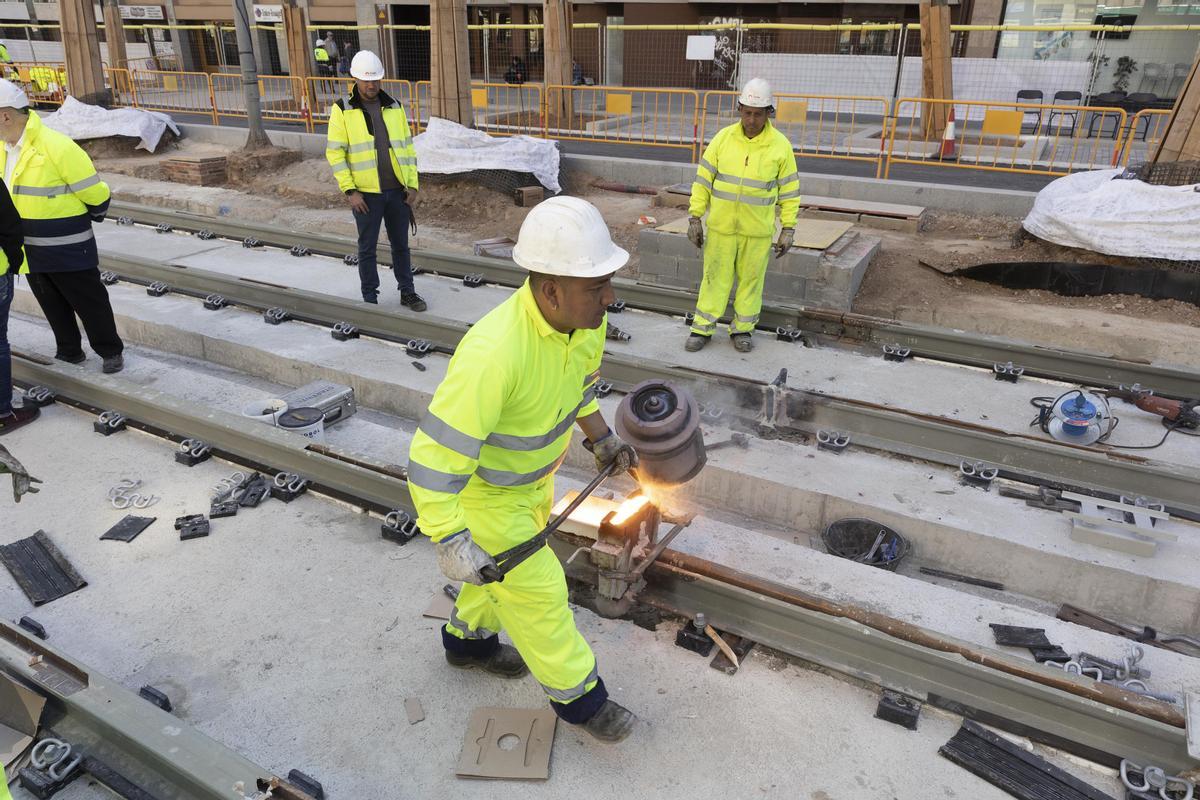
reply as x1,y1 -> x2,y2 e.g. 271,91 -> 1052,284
350,50 -> 385,81
512,196 -> 629,278
0,79 -> 28,110
738,78 -> 774,108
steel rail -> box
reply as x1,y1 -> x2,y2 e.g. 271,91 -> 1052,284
0,621 -> 308,800
10,359 -> 1192,773
105,202 -> 1200,399
94,252 -> 1200,515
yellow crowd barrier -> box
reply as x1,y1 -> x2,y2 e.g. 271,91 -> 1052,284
1121,109 -> 1173,169
104,67 -> 136,107
212,73 -> 309,128
413,81 -> 544,138
307,78 -> 415,133
7,62 -> 67,105
130,69 -> 217,124
542,85 -> 699,156
700,90 -> 890,176
885,97 -> 1129,178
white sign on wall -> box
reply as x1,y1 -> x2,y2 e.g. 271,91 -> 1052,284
252,4 -> 283,23
119,5 -> 164,20
686,35 -> 716,61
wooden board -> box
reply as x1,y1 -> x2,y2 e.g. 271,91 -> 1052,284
801,194 -> 925,220
1153,50 -> 1200,163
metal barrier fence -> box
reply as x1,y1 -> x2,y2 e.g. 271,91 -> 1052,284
1121,109 -> 1174,169
212,74 -> 309,128
886,97 -> 1130,178
128,69 -> 216,123
104,67 -> 136,107
700,89 -> 890,175
543,85 -> 699,155
413,80 -> 543,137
7,62 -> 66,105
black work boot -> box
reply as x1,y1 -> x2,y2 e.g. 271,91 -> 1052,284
731,333 -> 754,353
582,700 -> 637,743
54,351 -> 85,364
102,354 -> 124,374
401,292 -> 427,312
445,643 -> 529,679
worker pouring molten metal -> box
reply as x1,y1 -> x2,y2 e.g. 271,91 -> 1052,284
407,196 -> 641,743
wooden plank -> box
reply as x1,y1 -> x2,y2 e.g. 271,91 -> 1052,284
800,194 -> 925,219
1153,51 -> 1200,163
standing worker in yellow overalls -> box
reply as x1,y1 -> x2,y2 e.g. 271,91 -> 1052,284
685,78 -> 801,353
313,38 -> 332,77
408,196 -> 640,743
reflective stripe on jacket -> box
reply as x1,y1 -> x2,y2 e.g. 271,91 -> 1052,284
689,120 -> 801,238
324,86 -> 418,194
407,281 -> 604,545
0,110 -> 109,272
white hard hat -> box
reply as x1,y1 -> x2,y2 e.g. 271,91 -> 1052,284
512,196 -> 629,278
0,80 -> 28,110
350,50 -> 385,81
738,78 -> 774,108
315,37 -> 323,46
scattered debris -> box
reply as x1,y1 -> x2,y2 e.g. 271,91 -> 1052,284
1056,603 -> 1200,657
636,215 -> 657,226
822,519 -> 909,570
0,530 -> 87,606
422,585 -> 460,620
138,685 -> 172,712
285,769 -> 325,800
456,707 -> 556,780
940,720 -> 1111,800
100,515 -> 157,543
405,698 -> 425,725
989,624 -> 1070,664
175,514 -> 211,541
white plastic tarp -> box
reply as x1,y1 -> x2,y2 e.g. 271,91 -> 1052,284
1023,168 -> 1200,261
41,97 -> 180,153
413,116 -> 560,194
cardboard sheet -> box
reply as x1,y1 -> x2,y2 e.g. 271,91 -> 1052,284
0,672 -> 45,773
457,707 -> 557,780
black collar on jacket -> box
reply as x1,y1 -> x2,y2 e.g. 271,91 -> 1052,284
337,85 -> 401,136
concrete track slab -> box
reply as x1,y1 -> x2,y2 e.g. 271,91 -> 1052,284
96,223 -> 1200,472
12,273 -> 1200,635
0,406 -> 1130,800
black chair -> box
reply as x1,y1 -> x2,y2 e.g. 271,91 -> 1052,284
1125,93 -> 1159,140
1047,90 -> 1082,136
1016,89 -> 1044,132
1087,91 -> 1126,139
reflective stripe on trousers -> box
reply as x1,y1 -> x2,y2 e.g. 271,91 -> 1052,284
691,231 -> 772,337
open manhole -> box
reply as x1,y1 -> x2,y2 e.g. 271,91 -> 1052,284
955,261 -> 1200,307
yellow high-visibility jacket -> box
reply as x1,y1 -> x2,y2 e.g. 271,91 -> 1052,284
0,110 -> 109,272
314,47 -> 330,63
0,44 -> 11,64
689,120 -> 801,239
407,281 -> 604,549
324,86 -> 418,195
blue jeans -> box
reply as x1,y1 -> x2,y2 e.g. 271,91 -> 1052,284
353,189 -> 414,301
0,274 -> 13,416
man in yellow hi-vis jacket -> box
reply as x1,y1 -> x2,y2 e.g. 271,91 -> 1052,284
325,50 -> 424,309
408,196 -> 640,743
686,78 -> 801,354
0,80 -> 122,374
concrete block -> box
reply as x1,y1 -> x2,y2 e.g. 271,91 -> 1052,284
800,208 -> 860,224
802,284 -> 852,311
857,213 -> 922,233
636,228 -> 659,256
777,247 -> 823,278
638,253 -> 679,278
677,254 -> 703,281
653,230 -> 700,259
762,273 -> 806,304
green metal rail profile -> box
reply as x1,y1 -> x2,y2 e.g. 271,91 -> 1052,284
106,200 -> 1200,399
7,356 -> 1196,779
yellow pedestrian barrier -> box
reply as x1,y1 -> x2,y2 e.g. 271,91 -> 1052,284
543,85 -> 699,156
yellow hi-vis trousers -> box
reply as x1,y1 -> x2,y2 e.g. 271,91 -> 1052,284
690,231 -> 772,337
444,479 -> 600,708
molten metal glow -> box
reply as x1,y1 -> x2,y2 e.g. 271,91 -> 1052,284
610,494 -> 651,527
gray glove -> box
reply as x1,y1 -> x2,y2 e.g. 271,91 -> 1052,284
687,216 -> 704,249
434,530 -> 497,586
0,444 -> 41,503
774,227 -> 794,259
589,430 -> 639,474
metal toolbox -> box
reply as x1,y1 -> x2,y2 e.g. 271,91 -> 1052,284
278,380 -> 357,427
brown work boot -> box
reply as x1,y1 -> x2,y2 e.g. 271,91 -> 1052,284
731,333 -> 754,353
445,644 -> 529,679
582,700 -> 637,743
684,334 -> 709,352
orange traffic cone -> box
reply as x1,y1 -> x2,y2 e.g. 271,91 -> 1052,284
937,107 -> 957,160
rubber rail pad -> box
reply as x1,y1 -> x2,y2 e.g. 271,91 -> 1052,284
0,530 -> 87,606
100,515 -> 157,543
939,721 -> 1115,800
989,624 -> 1053,648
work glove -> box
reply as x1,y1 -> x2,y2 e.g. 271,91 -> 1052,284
434,530 -> 498,586
587,430 -> 639,474
774,227 -> 794,259
0,444 -> 42,503
687,216 -> 704,249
